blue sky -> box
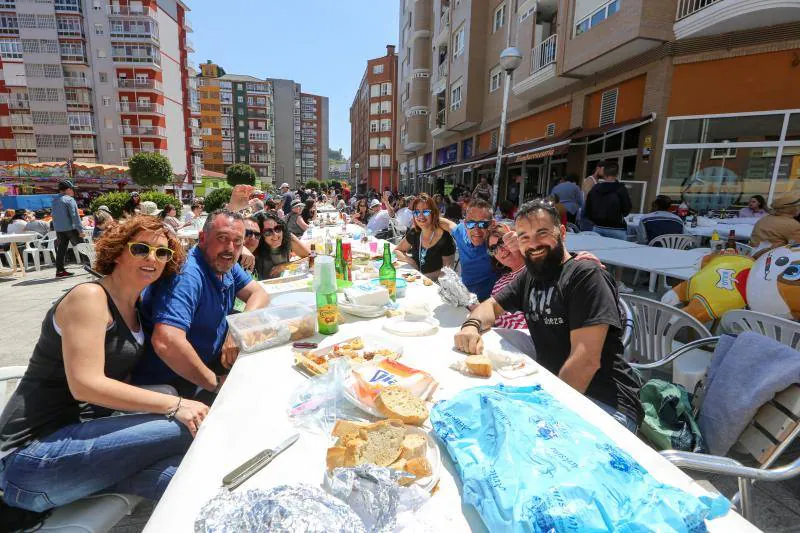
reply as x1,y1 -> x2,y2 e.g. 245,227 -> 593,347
188,0 -> 400,159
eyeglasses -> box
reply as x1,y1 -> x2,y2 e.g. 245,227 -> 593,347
413,209 -> 432,218
244,230 -> 260,239
262,227 -> 284,237
128,242 -> 174,263
465,220 -> 491,230
488,241 -> 508,257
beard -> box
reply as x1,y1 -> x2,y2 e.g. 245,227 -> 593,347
524,236 -> 565,280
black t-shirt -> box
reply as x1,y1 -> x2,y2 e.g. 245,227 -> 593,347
494,258 -> 642,423
404,229 -> 456,275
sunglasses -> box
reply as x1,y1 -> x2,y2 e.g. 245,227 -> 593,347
128,242 -> 174,263
413,209 -> 432,218
488,241 -> 508,257
465,220 -> 491,230
262,227 -> 284,237
244,230 -> 260,239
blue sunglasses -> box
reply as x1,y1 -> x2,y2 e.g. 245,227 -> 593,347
413,209 -> 432,218
465,220 -> 491,230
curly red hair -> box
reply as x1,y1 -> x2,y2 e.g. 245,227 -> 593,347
94,215 -> 185,277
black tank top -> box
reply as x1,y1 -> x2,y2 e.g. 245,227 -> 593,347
0,282 -> 143,451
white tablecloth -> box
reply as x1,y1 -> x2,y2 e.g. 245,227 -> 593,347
0,232 -> 38,245
625,215 -> 754,242
566,233 -> 641,251
145,280 -> 756,532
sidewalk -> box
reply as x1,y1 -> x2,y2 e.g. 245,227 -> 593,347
1,267 -> 799,531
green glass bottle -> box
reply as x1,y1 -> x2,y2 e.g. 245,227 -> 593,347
316,259 -> 339,335
379,242 -> 397,301
334,236 -> 344,281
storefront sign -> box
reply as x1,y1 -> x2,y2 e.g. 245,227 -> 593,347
514,148 -> 555,163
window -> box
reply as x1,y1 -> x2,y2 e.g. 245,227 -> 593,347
575,0 -> 620,36
99,71 -> 108,82
493,3 -> 506,33
369,155 -> 379,167
18,14 -> 35,29
102,96 -> 111,106
490,130 -> 499,150
380,118 -> 391,131
104,117 -> 113,129
370,102 -> 379,115
93,0 -> 101,9
370,120 -> 379,133
94,23 -> 104,35
381,82 -> 392,96
0,40 -> 21,59
237,96 -> 243,103
372,64 -> 384,74
599,88 -> 618,127
380,101 -> 391,114
370,84 -> 380,98
489,66 -> 502,93
453,26 -> 465,58
450,80 -> 462,111
106,142 -> 114,150
96,48 -> 106,58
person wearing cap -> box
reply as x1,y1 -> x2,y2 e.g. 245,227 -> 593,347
92,205 -> 114,239
280,182 -> 293,214
52,180 -> 85,278
139,201 -> 160,216
285,199 -> 307,238
365,197 -> 391,235
25,210 -> 50,235
750,191 -> 800,249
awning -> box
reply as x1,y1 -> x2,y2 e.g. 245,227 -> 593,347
571,113 -> 656,143
505,128 -> 581,164
449,150 -> 498,172
419,161 -> 454,177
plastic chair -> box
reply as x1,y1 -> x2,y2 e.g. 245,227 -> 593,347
0,366 -> 142,532
565,222 -> 580,234
735,242 -> 754,256
720,310 -> 800,350
621,294 -> 713,392
74,243 -> 97,266
635,234 -> 698,292
619,297 -> 634,349
22,234 -> 55,271
641,217 -> 686,243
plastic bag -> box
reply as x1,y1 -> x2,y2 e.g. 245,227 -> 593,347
430,384 -> 731,533
287,358 -> 374,435
436,267 -> 478,308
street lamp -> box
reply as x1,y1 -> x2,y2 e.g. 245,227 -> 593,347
354,162 -> 360,196
378,143 -> 387,194
492,47 -> 523,210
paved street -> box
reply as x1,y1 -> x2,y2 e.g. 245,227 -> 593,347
1,266 -> 800,531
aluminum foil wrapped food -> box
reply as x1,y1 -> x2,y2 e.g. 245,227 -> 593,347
437,267 -> 478,308
194,484 -> 366,533
327,464 -> 408,532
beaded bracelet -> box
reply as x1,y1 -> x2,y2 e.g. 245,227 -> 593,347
166,397 -> 182,420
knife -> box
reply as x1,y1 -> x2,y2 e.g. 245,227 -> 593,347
222,433 -> 300,491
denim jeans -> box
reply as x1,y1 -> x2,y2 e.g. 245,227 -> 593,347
0,413 -> 191,512
592,226 -> 629,241
592,399 -> 638,433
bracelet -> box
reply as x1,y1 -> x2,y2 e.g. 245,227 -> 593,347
461,318 -> 483,332
166,397 -> 182,419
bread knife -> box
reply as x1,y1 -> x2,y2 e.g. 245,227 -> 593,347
222,433 -> 299,491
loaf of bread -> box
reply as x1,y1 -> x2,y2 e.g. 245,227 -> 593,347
401,433 -> 427,460
405,457 -> 432,479
332,420 -> 368,439
375,385 -> 429,426
466,354 -> 493,377
340,419 -> 406,468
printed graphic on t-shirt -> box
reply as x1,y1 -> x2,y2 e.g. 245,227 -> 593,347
526,286 -> 564,326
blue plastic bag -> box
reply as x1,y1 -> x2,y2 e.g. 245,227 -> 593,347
430,385 -> 730,532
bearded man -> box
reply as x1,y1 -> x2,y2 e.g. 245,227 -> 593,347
454,199 -> 642,432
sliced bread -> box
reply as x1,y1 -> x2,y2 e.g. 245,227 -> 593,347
466,354 -> 493,377
326,446 -> 347,470
342,419 -> 405,467
405,457 -> 432,479
332,419 -> 369,439
375,386 -> 429,426
401,433 -> 427,460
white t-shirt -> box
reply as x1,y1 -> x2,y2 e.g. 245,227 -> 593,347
396,207 -> 414,229
367,209 -> 391,234
7,219 -> 27,234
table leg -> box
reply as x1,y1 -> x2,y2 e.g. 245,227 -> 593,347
10,242 -> 24,277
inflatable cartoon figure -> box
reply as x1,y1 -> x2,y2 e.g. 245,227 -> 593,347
662,245 -> 800,322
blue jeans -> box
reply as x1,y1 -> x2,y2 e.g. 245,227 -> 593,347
592,399 -> 638,433
592,226 -> 629,241
0,414 -> 191,512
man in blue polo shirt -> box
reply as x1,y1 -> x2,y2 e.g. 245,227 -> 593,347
134,209 -> 270,399
440,198 -> 498,301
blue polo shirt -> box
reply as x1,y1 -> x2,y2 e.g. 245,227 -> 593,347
453,223 -> 497,301
133,246 -> 252,385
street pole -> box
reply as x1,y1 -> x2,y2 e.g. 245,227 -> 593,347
379,144 -> 385,194
492,48 -> 522,211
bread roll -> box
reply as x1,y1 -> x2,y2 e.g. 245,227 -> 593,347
375,386 -> 429,426
401,433 -> 427,460
466,355 -> 492,377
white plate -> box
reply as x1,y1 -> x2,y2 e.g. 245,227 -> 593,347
338,301 -> 387,318
324,426 -> 441,493
382,316 -> 440,337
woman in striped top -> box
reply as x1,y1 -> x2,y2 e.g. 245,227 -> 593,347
488,225 -> 528,330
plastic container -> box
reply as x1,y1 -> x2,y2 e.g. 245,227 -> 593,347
267,304 -> 317,341
227,304 -> 316,353
368,277 -> 408,298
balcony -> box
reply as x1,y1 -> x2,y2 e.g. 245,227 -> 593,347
0,2 -> 15,10
431,62 -> 448,94
69,124 -> 95,134
674,0 -> 800,39
57,27 -> 84,39
11,121 -> 32,132
65,99 -> 92,110
0,25 -> 17,36
184,18 -> 193,32
63,76 -> 91,88
61,53 -> 88,64
514,35 -> 574,101
110,29 -> 160,45
435,7 -> 450,45
54,0 -> 81,12
120,147 -> 167,159
119,125 -> 166,137
117,102 -> 164,114
190,136 -> 202,149
185,38 -> 194,52
8,100 -> 29,110
116,78 -> 163,92
431,108 -> 447,137
113,53 -> 161,67
107,5 -> 156,19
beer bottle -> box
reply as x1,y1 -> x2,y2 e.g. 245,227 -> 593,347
379,242 -> 397,301
334,237 -> 344,280
726,229 -> 737,250
316,257 -> 339,335
308,243 -> 316,270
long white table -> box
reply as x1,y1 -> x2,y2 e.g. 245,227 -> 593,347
145,278 -> 757,532
626,215 -> 754,242
0,232 -> 38,276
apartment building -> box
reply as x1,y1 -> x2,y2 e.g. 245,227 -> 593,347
0,0 -> 197,184
196,62 -> 328,188
397,0 -> 800,213
350,44 -> 398,194
299,91 -> 329,184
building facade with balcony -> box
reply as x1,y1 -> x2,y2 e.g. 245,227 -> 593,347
349,44 -> 398,194
299,91 -> 329,184
396,0 -> 800,213
0,0 -> 197,188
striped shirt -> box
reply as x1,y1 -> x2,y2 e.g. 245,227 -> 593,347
492,267 -> 528,330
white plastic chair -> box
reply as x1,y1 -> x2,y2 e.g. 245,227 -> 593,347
720,310 -> 800,350
621,294 -> 714,392
735,242 -> 754,256
22,234 -> 55,271
74,243 -> 96,266
0,366 -> 142,532
635,233 -> 698,292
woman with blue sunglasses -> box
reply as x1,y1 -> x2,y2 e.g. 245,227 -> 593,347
394,194 -> 455,281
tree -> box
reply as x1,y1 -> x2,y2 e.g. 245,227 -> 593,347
328,147 -> 344,162
204,187 -> 232,213
226,163 -> 257,187
127,152 -> 173,188
305,179 -> 320,191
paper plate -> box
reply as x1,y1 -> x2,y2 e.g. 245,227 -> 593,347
338,301 -> 388,318
382,316 -> 439,337
324,426 -> 441,493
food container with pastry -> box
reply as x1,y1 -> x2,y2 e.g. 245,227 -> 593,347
227,304 -> 315,353
293,335 -> 403,376
324,419 -> 441,492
